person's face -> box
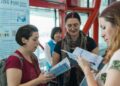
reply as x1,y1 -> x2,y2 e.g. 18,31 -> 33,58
65,18 -> 80,37
54,32 -> 61,42
99,17 -> 115,46
23,32 -> 39,52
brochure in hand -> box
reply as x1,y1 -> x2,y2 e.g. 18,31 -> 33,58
61,47 -> 103,71
46,58 -> 71,77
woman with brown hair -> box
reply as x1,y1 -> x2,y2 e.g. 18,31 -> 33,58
52,12 -> 98,86
5,25 -> 55,86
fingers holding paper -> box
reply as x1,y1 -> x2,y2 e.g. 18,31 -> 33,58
37,72 -> 55,84
76,56 -> 91,73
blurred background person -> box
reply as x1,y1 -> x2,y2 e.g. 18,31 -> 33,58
44,27 -> 62,86
44,27 -> 62,65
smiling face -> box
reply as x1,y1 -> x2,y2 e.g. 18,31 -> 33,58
99,17 -> 115,46
54,32 -> 61,42
65,18 -> 80,37
22,32 -> 39,52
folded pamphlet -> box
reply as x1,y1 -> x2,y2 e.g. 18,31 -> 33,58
61,47 -> 103,71
46,58 -> 71,76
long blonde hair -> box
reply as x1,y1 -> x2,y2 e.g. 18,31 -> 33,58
100,1 -> 120,63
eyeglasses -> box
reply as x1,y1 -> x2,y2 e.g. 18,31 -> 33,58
66,23 -> 79,28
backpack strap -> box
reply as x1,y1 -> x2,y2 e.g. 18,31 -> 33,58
12,53 -> 24,69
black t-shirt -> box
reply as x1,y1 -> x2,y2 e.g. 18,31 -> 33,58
54,36 -> 97,86
54,36 -> 97,55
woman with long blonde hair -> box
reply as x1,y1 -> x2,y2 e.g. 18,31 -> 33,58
77,1 -> 120,86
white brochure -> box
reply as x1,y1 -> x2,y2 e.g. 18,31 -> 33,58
46,58 -> 71,76
61,47 -> 103,71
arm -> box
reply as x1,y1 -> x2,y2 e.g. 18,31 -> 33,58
77,55 -> 120,86
52,42 -> 61,66
6,68 -> 42,86
6,68 -> 54,86
87,37 -> 99,54
104,69 -> 120,86
6,55 -> 54,86
91,47 -> 99,54
83,67 -> 98,86
104,50 -> 120,86
7,68 -> 22,86
52,52 -> 60,66
76,57 -> 98,86
77,50 -> 120,86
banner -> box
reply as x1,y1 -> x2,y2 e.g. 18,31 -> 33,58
0,0 -> 29,59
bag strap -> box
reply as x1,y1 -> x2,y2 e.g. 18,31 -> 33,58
12,53 -> 24,69
31,53 -> 39,75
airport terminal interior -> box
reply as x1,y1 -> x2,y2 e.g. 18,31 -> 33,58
0,0 -> 120,86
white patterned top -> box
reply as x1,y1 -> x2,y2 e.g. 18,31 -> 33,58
95,49 -> 120,86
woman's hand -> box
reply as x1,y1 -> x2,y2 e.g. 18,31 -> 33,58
37,72 -> 55,84
76,56 -> 91,73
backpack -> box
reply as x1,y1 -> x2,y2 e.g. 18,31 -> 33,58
0,53 -> 23,86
